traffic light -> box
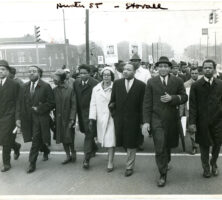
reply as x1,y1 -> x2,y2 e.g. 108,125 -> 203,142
209,12 -> 214,24
34,26 -> 41,42
214,12 -> 219,23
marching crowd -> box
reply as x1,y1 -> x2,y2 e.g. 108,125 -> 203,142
0,54 -> 222,187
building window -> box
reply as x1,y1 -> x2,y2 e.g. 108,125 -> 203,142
0,51 -> 3,60
71,51 -> 74,58
10,53 -> 15,63
55,53 -> 58,60
29,55 -> 32,63
61,53 -> 64,60
18,52 -> 25,63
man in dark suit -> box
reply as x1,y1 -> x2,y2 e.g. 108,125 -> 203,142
0,60 -> 20,172
74,64 -> 98,169
109,63 -> 146,177
18,66 -> 54,173
143,56 -> 188,187
189,59 -> 222,178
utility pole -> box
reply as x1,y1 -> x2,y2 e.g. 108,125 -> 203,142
34,26 -> 41,65
157,43 -> 159,61
199,38 -> 201,61
152,43 -> 154,62
62,9 -> 69,68
86,9 -> 90,65
207,34 -> 209,58
214,32 -> 217,61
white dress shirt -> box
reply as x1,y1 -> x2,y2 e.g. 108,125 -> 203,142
135,66 -> 151,84
160,75 -> 169,85
204,76 -> 214,85
125,78 -> 134,92
0,77 -> 7,86
30,79 -> 39,92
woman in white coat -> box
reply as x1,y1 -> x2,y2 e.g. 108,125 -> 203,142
89,67 -> 115,172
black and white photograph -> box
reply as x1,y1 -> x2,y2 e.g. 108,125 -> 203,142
0,0 -> 222,199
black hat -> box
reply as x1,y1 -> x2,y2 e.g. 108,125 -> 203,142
155,56 -> 172,67
130,53 -> 141,62
114,60 -> 125,67
0,60 -> 10,70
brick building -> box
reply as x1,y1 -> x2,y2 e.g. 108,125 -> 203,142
0,35 -> 79,75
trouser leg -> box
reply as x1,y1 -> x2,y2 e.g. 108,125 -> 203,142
126,148 -> 136,170
63,143 -> 71,157
153,127 -> 168,175
211,144 -> 221,166
69,128 -> 76,154
29,119 -> 42,164
84,130 -> 93,161
11,134 -> 21,152
2,145 -> 11,166
199,145 -> 210,172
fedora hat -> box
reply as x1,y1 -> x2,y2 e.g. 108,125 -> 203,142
130,53 -> 141,61
155,56 -> 172,67
0,60 -> 10,71
114,60 -> 125,67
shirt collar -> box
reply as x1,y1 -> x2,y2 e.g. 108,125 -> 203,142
0,77 -> 7,86
31,79 -> 39,87
82,79 -> 89,85
204,76 -> 214,85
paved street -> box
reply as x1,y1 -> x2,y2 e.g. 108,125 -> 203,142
0,129 -> 222,196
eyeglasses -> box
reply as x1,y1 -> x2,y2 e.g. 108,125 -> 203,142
103,74 -> 111,77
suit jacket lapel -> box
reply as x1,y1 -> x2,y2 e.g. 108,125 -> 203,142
157,76 -> 166,94
165,75 -> 173,93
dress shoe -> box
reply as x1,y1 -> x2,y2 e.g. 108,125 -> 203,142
62,157 -> 72,165
107,167 -> 114,173
157,174 -> 167,187
107,163 -> 114,173
27,164 -> 36,174
203,170 -> 211,178
14,143 -> 21,160
42,149 -> 50,161
83,160 -> 90,169
1,165 -> 11,172
125,169 -> 133,177
211,164 -> 219,176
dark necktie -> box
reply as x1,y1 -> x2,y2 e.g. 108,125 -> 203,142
162,77 -> 167,87
30,82 -> 35,97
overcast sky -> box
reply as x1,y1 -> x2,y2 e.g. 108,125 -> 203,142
0,0 -> 221,59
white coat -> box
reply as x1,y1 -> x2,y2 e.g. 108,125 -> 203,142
89,82 -> 115,147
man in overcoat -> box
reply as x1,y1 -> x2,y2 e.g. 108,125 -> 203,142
109,63 -> 146,177
189,59 -> 222,178
74,64 -> 98,169
0,60 -> 20,172
18,66 -> 54,173
142,56 -> 188,187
